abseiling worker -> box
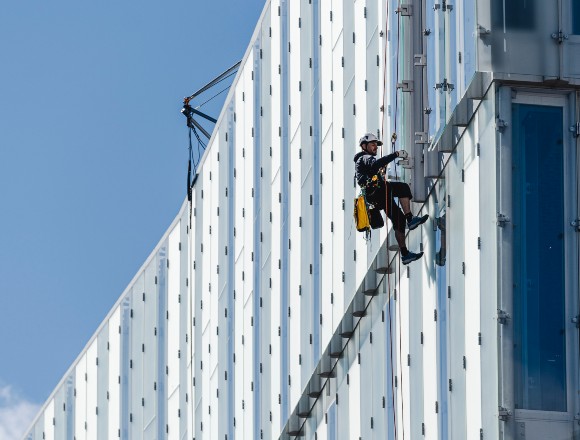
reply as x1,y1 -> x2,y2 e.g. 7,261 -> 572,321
354,133 -> 429,265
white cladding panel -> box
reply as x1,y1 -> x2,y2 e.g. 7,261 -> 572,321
463,123 -> 482,440
85,340 -> 98,440
130,281 -> 144,435
108,308 -> 121,440
446,140 -> 467,439
74,353 -> 87,440
43,400 -> 54,440
167,223 -> 181,395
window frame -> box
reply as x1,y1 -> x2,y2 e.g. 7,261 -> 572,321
501,89 -> 579,427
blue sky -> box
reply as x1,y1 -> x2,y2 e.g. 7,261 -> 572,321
0,1 -> 264,436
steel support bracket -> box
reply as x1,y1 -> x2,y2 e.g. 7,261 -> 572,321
572,315 -> 580,328
396,4 -> 413,16
398,157 -> 413,169
498,406 -> 512,421
415,132 -> 429,144
397,80 -> 414,92
571,219 -> 580,231
497,309 -> 511,325
497,213 -> 511,227
414,54 -> 427,66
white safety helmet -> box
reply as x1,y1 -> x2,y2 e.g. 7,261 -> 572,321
359,132 -> 383,146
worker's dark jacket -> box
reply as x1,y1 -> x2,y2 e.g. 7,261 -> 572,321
353,151 -> 398,191
354,150 -> 411,232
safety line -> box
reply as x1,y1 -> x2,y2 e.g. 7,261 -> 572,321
381,0 -> 405,440
396,236 -> 406,440
387,268 -> 398,440
392,1 -> 405,438
194,84 -> 232,110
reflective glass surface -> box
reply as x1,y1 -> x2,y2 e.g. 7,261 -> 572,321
492,0 -> 536,30
463,0 -> 477,89
573,0 -> 580,34
512,103 -> 567,412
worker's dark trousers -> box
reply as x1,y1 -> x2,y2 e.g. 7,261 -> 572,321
367,181 -> 412,233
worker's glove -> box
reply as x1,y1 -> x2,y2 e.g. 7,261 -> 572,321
396,150 -> 409,159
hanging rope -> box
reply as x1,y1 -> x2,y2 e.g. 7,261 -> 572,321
194,84 -> 232,110
186,121 -> 207,204
384,1 -> 406,439
396,248 -> 406,440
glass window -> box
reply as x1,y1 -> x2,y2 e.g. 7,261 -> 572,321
573,0 -> 580,34
512,103 -> 567,412
492,0 -> 536,30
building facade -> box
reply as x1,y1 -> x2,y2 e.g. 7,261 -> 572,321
23,0 -> 580,439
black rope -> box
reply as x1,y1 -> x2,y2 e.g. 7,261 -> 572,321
195,82 -> 235,110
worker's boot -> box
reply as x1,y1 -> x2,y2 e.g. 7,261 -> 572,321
407,214 -> 429,231
402,251 -> 424,265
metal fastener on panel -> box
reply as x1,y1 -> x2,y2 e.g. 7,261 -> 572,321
551,30 -> 569,44
570,122 -> 580,137
497,213 -> 510,227
478,25 -> 491,36
434,2 -> 453,11
497,309 -> 510,325
496,118 -> 508,131
571,315 -> 579,328
498,406 -> 512,421
571,219 -> 580,231
435,78 -> 454,92
396,4 -> 412,15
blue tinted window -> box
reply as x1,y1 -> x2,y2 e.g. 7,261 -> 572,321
492,0 -> 536,29
512,104 -> 566,412
573,0 -> 580,34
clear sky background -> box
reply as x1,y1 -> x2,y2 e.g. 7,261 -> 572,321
0,1 -> 265,437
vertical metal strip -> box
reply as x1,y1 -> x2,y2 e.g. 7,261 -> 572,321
120,296 -> 131,439
410,0 -> 426,202
575,92 -> 580,436
497,86 -> 514,440
66,375 -> 74,440
157,247 -> 168,440
311,0 -> 322,367
252,38 -> 262,440
280,0 -> 290,424
227,101 -> 236,440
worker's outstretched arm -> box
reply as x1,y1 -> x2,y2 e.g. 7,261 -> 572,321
367,151 -> 398,174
